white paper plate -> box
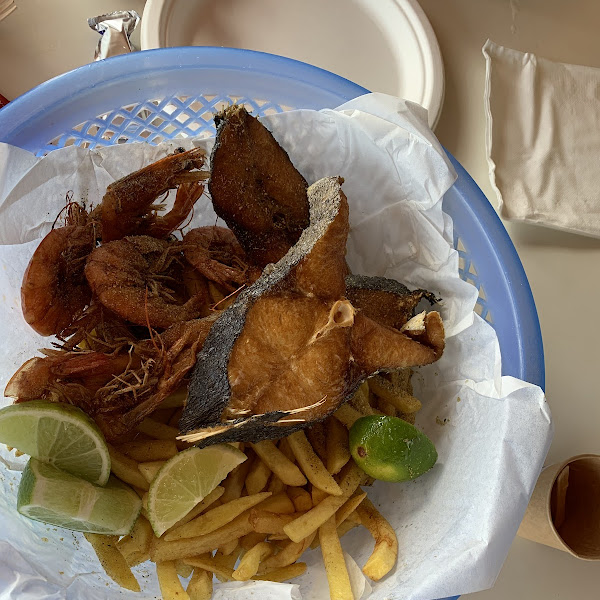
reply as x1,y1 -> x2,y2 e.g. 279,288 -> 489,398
141,0 -> 444,128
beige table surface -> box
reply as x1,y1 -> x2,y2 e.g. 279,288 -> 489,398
1,1 -> 600,598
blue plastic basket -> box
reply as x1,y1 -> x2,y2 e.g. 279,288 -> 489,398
0,47 -> 544,599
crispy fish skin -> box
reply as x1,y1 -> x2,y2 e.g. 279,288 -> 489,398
209,106 -> 309,267
345,274 -> 438,330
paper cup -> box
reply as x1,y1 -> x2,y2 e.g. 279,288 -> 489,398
517,454 -> 600,559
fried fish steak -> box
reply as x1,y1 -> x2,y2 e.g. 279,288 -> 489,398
345,274 -> 438,330
209,105 -> 309,267
180,177 -> 445,447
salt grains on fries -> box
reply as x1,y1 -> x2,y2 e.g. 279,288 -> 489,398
157,560 -> 190,599
84,533 -> 140,592
356,497 -> 399,581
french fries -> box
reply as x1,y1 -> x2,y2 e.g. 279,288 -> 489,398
187,568 -> 213,600
356,497 -> 398,581
332,403 -> 362,428
117,515 -> 153,563
165,486 -> 225,534
232,541 -> 273,580
221,458 -> 252,503
117,439 -> 178,462
138,460 -> 166,483
253,562 -> 307,582
165,492 -> 271,540
251,440 -> 307,487
336,491 -> 367,526
257,491 -> 295,514
369,374 -> 422,414
260,533 -> 315,571
287,430 -> 342,495
107,444 -> 150,490
249,509 -> 299,534
84,533 -> 140,592
283,463 -> 363,543
287,487 -> 313,512
176,559 -> 194,578
245,456 -> 271,495
319,516 -> 353,600
156,560 -> 190,599
152,512 -> 254,562
183,555 -> 234,581
96,370 -> 417,598
137,418 -> 180,440
326,417 -> 351,474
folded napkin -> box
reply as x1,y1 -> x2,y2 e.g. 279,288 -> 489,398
483,39 -> 600,237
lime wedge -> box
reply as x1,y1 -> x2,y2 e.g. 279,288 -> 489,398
0,400 -> 110,485
349,415 -> 437,482
148,444 -> 247,536
18,459 -> 141,534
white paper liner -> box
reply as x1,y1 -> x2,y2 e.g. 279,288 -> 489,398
0,93 -> 552,600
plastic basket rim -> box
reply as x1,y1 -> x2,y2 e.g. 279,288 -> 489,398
0,46 -> 544,393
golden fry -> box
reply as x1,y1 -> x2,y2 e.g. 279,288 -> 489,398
305,421 -> 327,462
240,531 -> 266,550
232,541 -> 273,581
213,546 -> 242,581
311,486 -> 328,505
152,512 -> 253,562
356,497 -> 398,581
84,533 -> 140,592
283,463 -> 363,543
245,456 -> 271,495
176,559 -> 194,578
336,491 -> 367,526
187,568 -> 213,600
249,509 -> 299,535
165,492 -> 271,540
337,519 -> 359,539
257,491 -> 295,514
117,515 -> 153,561
157,560 -> 190,599
333,404 -> 362,428
165,486 -> 225,535
221,458 -> 253,503
326,417 -> 351,475
217,538 -> 239,556
107,444 -> 149,490
369,375 -> 421,414
287,431 -> 342,496
251,440 -> 307,487
287,487 -> 313,512
138,460 -> 166,483
137,418 -> 180,440
267,474 -> 286,494
253,562 -> 307,582
117,439 -> 178,462
260,532 -> 315,571
319,516 -> 353,600
184,556 -> 234,581
350,382 -> 374,415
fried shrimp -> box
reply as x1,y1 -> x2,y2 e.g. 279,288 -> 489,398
183,226 -> 260,291
97,147 -> 208,242
85,235 -> 210,329
21,203 -> 96,337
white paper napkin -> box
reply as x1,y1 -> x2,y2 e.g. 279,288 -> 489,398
483,39 -> 600,237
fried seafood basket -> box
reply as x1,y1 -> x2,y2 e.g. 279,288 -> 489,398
0,47 -> 545,600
